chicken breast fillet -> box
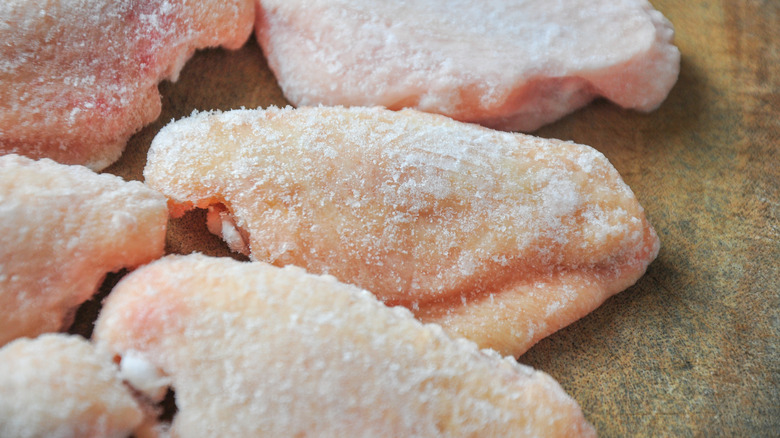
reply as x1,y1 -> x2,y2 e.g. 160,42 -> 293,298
93,254 -> 596,437
0,0 -> 254,170
144,106 -> 659,357
0,334 -> 145,438
256,0 -> 680,131
0,155 -> 168,346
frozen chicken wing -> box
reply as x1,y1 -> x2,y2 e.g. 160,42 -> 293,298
93,254 -> 596,437
0,334 -> 146,438
144,106 -> 659,357
0,0 -> 254,170
255,0 -> 680,131
0,155 -> 168,346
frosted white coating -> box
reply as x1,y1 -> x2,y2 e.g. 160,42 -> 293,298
256,0 -> 680,131
0,334 -> 144,438
0,0 -> 255,170
144,106 -> 660,356
0,154 -> 168,346
94,254 -> 597,437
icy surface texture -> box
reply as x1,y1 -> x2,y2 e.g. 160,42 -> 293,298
256,0 -> 680,131
94,254 -> 596,436
144,106 -> 659,356
0,154 -> 168,346
0,0 -> 255,169
0,334 -> 145,438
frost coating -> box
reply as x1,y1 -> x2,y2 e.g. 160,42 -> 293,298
0,154 -> 168,346
0,0 -> 255,169
94,254 -> 596,436
144,106 -> 660,356
256,0 -> 680,131
0,334 -> 144,438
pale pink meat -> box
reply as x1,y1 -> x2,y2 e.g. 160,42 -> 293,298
0,0 -> 255,170
255,0 -> 680,131
143,106 -> 660,357
0,334 -> 146,438
0,155 -> 168,346
94,254 -> 596,437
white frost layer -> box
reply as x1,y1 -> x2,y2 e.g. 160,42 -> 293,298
256,0 -> 680,131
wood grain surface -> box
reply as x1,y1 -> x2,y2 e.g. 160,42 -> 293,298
79,1 -> 779,436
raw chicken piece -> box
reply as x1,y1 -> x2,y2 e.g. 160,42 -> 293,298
144,106 -> 660,357
255,0 -> 680,131
0,334 -> 146,438
0,0 -> 255,170
93,254 -> 596,437
0,154 -> 168,346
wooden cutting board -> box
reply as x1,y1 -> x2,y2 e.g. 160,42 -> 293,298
76,1 -> 778,436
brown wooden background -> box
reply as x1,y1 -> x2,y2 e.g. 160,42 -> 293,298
88,1 -> 779,436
